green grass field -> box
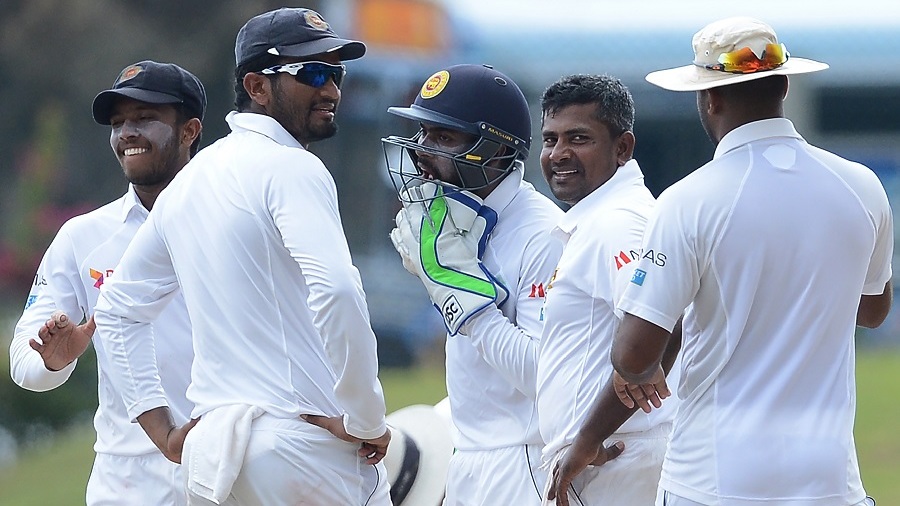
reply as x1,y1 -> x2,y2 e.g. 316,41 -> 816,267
1,353 -> 899,505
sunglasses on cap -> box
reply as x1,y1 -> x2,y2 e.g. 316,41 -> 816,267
259,61 -> 347,88
700,43 -> 789,74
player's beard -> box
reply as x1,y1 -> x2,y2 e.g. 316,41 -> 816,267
270,78 -> 338,145
124,132 -> 182,187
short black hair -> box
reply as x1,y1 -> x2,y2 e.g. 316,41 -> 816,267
541,74 -> 635,136
233,53 -> 285,111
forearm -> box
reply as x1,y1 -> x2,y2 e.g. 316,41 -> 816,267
137,406 -> 177,453
574,375 -> 639,446
312,280 -> 387,439
460,307 -> 539,397
8,335 -> 76,392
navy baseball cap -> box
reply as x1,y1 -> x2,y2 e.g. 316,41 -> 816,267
235,8 -> 366,67
92,60 -> 207,125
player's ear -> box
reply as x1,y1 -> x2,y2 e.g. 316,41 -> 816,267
243,72 -> 271,108
180,117 -> 202,149
615,130 -> 635,167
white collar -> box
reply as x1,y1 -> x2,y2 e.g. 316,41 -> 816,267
714,118 -> 804,159
226,111 -> 306,150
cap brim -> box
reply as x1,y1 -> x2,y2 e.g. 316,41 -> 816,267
279,37 -> 366,62
91,88 -> 183,125
645,57 -> 829,92
384,405 -> 454,506
388,105 -> 478,136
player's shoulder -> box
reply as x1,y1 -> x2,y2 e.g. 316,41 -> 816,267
56,194 -> 128,237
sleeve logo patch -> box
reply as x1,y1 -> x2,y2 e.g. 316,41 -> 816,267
24,295 -> 37,309
630,268 -> 647,286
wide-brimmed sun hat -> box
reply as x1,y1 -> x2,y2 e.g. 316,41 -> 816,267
646,17 -> 828,92
382,403 -> 454,506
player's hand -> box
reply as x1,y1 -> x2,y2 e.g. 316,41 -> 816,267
613,367 -> 670,413
302,414 -> 391,465
163,418 -> 200,464
137,406 -> 198,464
30,311 -> 95,372
547,440 -> 625,506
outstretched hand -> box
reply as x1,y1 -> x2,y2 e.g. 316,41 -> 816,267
547,440 -> 625,506
30,311 -> 95,372
302,414 -> 391,465
613,367 -> 670,413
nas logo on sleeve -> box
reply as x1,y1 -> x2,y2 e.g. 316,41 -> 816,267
615,249 -> 667,270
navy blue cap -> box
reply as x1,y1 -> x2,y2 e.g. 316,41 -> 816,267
92,60 -> 206,125
235,8 -> 366,66
388,64 -> 531,159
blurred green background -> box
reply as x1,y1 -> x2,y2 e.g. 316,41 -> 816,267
2,0 -> 899,504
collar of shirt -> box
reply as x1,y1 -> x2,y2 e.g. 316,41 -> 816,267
225,111 -> 306,150
482,160 -> 525,216
120,184 -> 149,223
553,158 -> 645,241
714,117 -> 804,159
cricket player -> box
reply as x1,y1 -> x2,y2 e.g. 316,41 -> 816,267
10,60 -> 205,505
92,8 -> 392,505
385,63 -> 563,504
536,74 -> 681,505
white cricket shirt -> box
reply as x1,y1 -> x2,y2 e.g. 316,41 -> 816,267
537,160 -> 678,463
10,187 -> 194,456
619,119 -> 893,505
448,167 -> 563,451
94,111 -> 387,439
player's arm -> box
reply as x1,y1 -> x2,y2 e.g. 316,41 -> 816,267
857,280 -> 892,328
857,177 -> 893,329
460,233 -> 561,397
266,155 -> 386,441
547,316 -> 680,505
10,228 -> 90,391
94,212 -> 182,457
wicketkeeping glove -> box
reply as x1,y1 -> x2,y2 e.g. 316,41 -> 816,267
390,183 -> 508,335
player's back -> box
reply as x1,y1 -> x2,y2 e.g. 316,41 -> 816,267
661,126 -> 890,503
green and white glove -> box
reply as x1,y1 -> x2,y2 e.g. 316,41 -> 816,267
391,183 -> 508,335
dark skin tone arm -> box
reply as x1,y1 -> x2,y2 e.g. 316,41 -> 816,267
857,280 -> 892,328
546,317 -> 682,506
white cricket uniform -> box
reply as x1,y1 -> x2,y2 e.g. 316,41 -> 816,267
9,186 -> 194,505
537,160 -> 679,505
93,111 -> 390,505
444,167 -> 563,505
618,119 -> 893,506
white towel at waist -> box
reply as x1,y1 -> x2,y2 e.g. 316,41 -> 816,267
185,404 -> 265,504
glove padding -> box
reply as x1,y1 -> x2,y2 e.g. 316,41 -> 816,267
391,183 -> 508,335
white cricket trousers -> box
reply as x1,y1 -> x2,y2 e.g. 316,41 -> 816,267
186,414 -> 390,506
445,443 -> 547,505
542,422 -> 671,506
86,451 -> 185,505
657,489 -> 877,506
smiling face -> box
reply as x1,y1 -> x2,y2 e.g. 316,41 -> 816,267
540,102 -> 633,206
266,53 -> 342,146
108,97 -> 185,187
